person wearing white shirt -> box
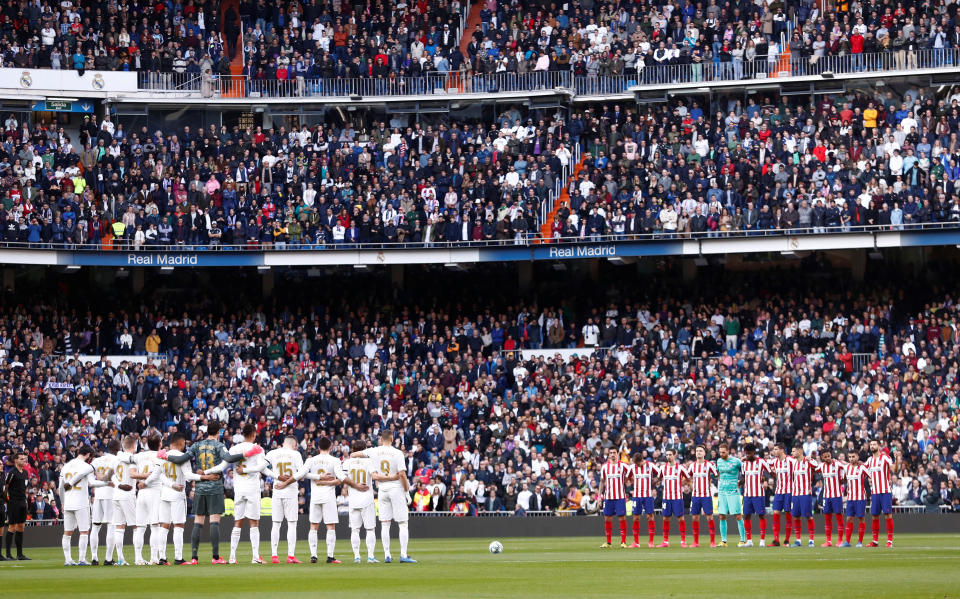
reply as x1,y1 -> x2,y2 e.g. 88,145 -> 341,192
111,435 -> 140,565
90,443 -> 119,565
263,436 -> 306,562
517,482 -> 534,512
350,429 -> 416,563
59,445 -> 112,566
342,440 -> 399,563
132,434 -> 164,565
556,144 -> 572,166
582,318 -> 600,346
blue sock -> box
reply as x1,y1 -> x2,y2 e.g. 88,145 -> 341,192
737,519 -> 745,542
719,519 -> 727,542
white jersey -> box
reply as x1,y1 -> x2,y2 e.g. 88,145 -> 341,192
342,457 -> 376,509
91,454 -> 117,500
60,458 -> 105,510
134,451 -> 163,490
228,441 -> 266,495
265,447 -> 305,500
111,451 -> 138,500
364,445 -> 406,491
159,449 -> 202,501
296,453 -> 345,504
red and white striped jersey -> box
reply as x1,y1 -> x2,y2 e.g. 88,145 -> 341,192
843,463 -> 868,501
767,457 -> 795,495
791,458 -> 818,496
660,462 -> 688,500
816,460 -> 844,498
866,453 -> 894,495
630,461 -> 661,498
601,460 -> 628,500
688,460 -> 717,497
742,458 -> 769,497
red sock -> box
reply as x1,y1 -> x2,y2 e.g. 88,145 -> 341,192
632,520 -> 640,544
744,518 -> 752,540
772,513 -> 781,542
845,521 -> 853,543
759,517 -> 767,540
648,520 -> 655,544
708,519 -> 716,544
825,518 -> 832,542
886,517 -> 894,542
793,517 -> 802,541
785,513 -> 794,542
604,520 -> 612,544
858,521 -> 866,543
872,517 -> 880,542
619,520 -> 627,544
807,518 -> 815,541
835,515 -> 844,545
663,520 -> 671,542
692,520 -> 700,544
678,519 -> 687,543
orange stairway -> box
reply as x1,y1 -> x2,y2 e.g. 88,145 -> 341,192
538,155 -> 589,242
220,0 -> 246,97
458,0 -> 485,60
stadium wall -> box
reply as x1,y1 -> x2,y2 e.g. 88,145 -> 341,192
21,515 -> 958,548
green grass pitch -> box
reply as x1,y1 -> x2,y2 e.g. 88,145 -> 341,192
1,534 -> 958,598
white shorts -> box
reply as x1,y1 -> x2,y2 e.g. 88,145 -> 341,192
113,498 -> 137,526
377,488 -> 409,523
92,498 -> 114,523
136,489 -> 161,526
65,507 -> 91,532
159,496 -> 187,525
349,503 -> 376,530
272,497 -> 299,523
234,492 -> 262,520
308,501 -> 338,525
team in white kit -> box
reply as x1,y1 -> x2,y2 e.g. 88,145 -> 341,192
57,423 -> 417,566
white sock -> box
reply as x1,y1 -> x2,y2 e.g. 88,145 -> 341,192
325,529 -> 336,558
351,529 -> 361,559
173,527 -> 184,561
158,527 -> 169,560
398,522 -> 409,558
90,524 -> 100,561
150,524 -> 162,562
308,529 -> 318,558
105,526 -> 115,561
271,523 -> 281,557
381,522 -> 392,558
114,528 -> 125,562
250,526 -> 260,558
365,529 -> 376,559
230,527 -> 242,561
133,526 -> 145,562
286,522 -> 297,557
79,533 -> 89,563
62,534 -> 72,563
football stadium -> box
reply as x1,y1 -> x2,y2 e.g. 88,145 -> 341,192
1,0 -> 960,596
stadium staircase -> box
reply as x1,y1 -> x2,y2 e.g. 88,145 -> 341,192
537,153 -> 589,243
459,0 -> 484,59
220,0 -> 246,97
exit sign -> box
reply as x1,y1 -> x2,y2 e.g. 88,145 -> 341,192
45,100 -> 72,111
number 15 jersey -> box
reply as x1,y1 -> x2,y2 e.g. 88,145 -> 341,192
265,447 -> 304,500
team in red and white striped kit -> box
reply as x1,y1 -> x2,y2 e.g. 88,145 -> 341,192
595,441 -> 903,549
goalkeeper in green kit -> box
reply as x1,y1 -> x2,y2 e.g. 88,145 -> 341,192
716,444 -> 746,546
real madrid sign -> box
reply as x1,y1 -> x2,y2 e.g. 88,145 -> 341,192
19,71 -> 32,88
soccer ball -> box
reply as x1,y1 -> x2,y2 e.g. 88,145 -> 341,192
488,541 -> 503,554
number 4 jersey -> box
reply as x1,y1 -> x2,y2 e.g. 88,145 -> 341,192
265,447 -> 305,500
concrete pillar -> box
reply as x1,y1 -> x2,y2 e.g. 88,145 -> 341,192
391,264 -> 404,290
262,269 -> 275,298
850,250 -> 866,282
682,258 -> 698,282
2,268 -> 13,292
131,268 -> 144,294
518,261 -> 533,293
588,258 -> 600,282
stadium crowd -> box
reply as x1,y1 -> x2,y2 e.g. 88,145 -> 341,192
3,84 -> 960,248
0,266 -> 958,524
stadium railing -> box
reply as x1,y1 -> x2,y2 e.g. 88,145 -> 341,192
136,48 -> 960,99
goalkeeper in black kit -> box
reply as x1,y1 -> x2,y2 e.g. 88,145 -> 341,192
160,420 -> 262,564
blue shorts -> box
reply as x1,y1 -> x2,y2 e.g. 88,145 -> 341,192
791,495 -> 813,518
743,496 -> 766,516
603,498 -> 626,517
845,499 -> 866,518
870,493 -> 892,516
662,499 -> 685,518
823,497 -> 844,514
772,493 -> 792,512
690,496 -> 713,515
632,497 -> 655,516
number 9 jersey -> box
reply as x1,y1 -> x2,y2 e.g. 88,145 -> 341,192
363,445 -> 408,523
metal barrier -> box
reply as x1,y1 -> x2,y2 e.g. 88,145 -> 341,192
137,48 -> 960,99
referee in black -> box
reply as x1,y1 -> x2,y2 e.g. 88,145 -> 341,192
3,453 -> 30,560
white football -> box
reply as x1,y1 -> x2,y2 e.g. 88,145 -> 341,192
488,541 -> 504,554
